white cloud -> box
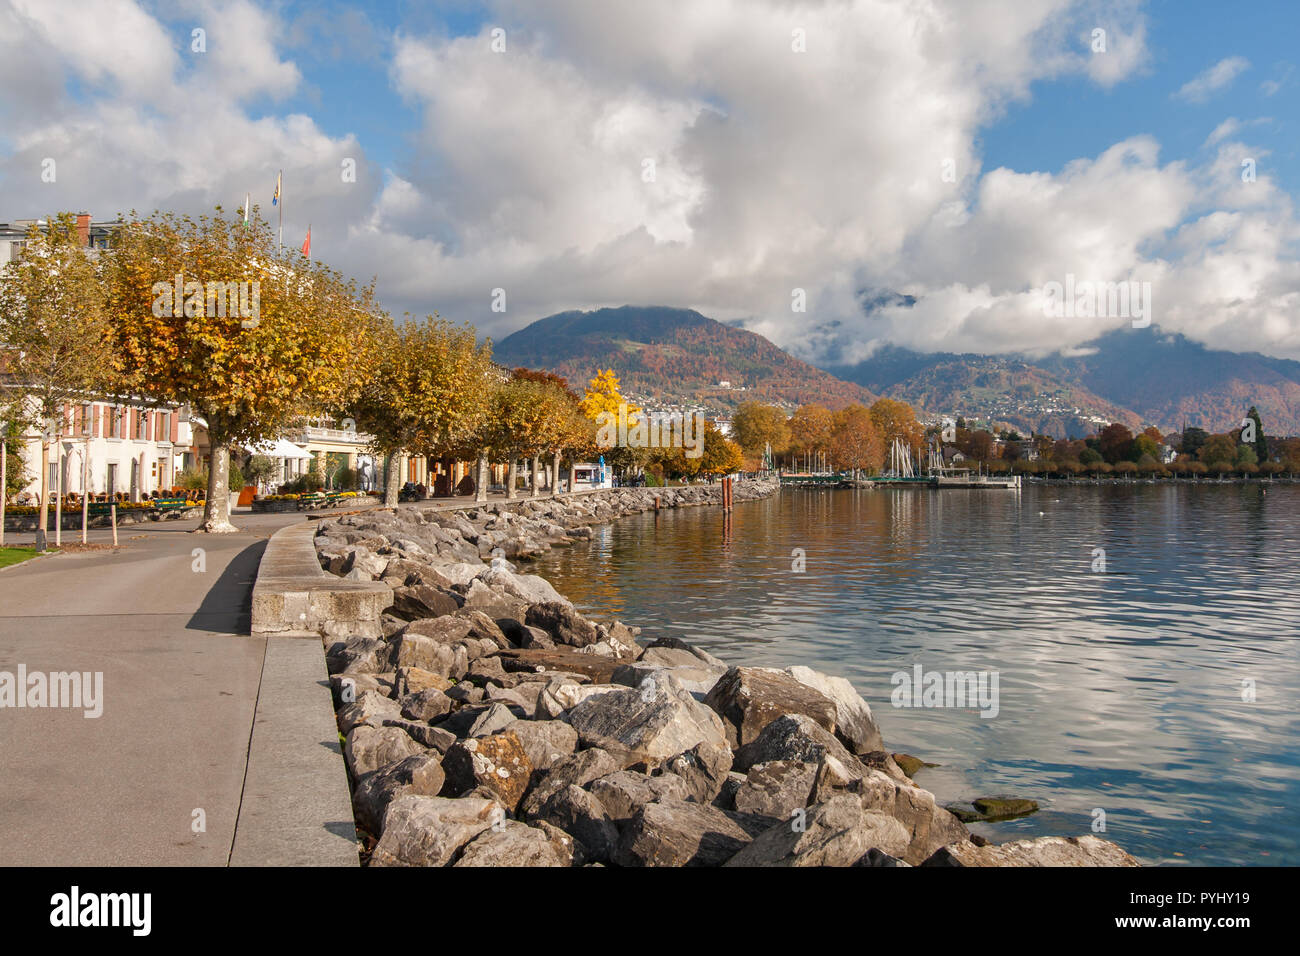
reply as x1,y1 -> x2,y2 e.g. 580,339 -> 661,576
4,0 -> 1300,367
1175,56 -> 1250,103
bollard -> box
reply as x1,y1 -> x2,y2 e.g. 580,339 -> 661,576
111,503 -> 118,547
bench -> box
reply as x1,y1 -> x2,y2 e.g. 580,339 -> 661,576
154,497 -> 194,512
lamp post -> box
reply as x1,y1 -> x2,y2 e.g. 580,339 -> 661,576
0,414 -> 7,548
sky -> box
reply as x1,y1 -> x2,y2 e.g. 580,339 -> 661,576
1,0 -> 1298,366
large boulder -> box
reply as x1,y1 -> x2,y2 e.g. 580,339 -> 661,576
565,675 -> 727,762
732,760 -> 819,821
525,602 -> 600,648
588,770 -> 690,824
344,725 -> 426,778
336,689 -> 403,734
786,665 -> 883,754
533,785 -> 620,864
398,687 -> 453,722
326,636 -> 392,675
614,797 -> 754,867
612,661 -> 725,699
352,751 -> 446,836
452,820 -> 569,867
507,719 -> 579,773
922,835 -> 1140,867
849,770 -> 969,865
521,747 -> 628,818
723,794 -> 910,867
704,666 -> 839,748
664,741 -> 733,804
440,731 -> 533,812
480,567 -> 571,607
733,713 -> 865,792
370,795 -> 503,867
391,584 -> 462,621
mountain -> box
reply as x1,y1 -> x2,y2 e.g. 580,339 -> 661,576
824,346 -> 1144,437
493,306 -> 876,413
824,328 -> 1300,438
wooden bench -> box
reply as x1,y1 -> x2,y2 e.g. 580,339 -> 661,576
154,497 -> 194,513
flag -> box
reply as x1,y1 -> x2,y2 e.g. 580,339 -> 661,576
301,226 -> 311,258
272,171 -> 281,206
242,193 -> 251,228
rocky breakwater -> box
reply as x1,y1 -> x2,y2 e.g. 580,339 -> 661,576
314,480 -> 1139,867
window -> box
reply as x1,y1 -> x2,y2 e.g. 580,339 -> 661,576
109,407 -> 124,439
157,411 -> 171,442
80,403 -> 93,436
135,409 -> 147,440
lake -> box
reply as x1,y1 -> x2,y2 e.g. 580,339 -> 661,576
531,483 -> 1300,866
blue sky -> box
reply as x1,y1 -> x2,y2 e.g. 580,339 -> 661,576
983,0 -> 1299,201
3,0 -> 1298,362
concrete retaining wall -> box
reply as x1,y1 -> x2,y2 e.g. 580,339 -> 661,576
250,522 -> 392,640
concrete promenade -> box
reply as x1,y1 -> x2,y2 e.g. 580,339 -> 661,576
0,489 -> 598,865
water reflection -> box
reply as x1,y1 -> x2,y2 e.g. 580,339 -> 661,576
532,485 -> 1300,865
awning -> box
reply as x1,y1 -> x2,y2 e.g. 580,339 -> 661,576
246,438 -> 312,460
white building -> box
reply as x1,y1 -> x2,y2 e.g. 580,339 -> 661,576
2,392 -> 193,503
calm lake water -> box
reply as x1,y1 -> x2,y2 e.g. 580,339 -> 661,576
532,483 -> 1300,866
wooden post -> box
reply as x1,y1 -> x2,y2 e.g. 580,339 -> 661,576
111,502 -> 118,547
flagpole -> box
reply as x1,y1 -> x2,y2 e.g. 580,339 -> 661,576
277,169 -> 283,255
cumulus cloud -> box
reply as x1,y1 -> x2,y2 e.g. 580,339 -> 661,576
1174,56 -> 1250,103
3,0 -> 1299,366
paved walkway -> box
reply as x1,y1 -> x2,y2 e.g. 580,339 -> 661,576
0,490 -> 598,865
0,510 -> 303,865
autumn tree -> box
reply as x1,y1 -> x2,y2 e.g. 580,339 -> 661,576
105,207 -> 381,531
1097,423 -> 1134,464
0,213 -> 120,548
350,315 -> 495,506
730,401 -> 790,462
1198,433 -> 1237,467
869,397 -> 923,456
786,403 -> 834,466
582,369 -> 644,476
831,404 -> 884,477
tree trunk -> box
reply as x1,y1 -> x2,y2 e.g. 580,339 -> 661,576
36,438 -> 48,550
568,459 -> 576,494
530,455 -> 541,498
506,457 -> 518,500
200,442 -> 238,533
384,453 -> 401,507
475,454 -> 488,503
552,451 -> 562,497
0,437 -> 6,548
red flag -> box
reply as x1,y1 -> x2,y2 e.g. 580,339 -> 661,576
301,226 -> 311,258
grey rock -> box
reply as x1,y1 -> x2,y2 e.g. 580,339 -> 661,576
615,797 -> 754,867
398,687 -> 453,722
704,666 -> 839,749
337,690 -> 403,734
921,835 -> 1140,867
352,751 -> 445,835
534,785 -> 620,864
344,725 -> 426,778
733,760 -> 819,821
525,602 -> 600,647
453,820 -> 568,867
589,770 -> 690,823
786,665 -> 884,754
723,794 -> 910,867
370,794 -> 503,867
507,719 -> 579,773
565,675 -> 727,762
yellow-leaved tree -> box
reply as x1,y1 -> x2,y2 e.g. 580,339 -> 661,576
104,208 -> 382,531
